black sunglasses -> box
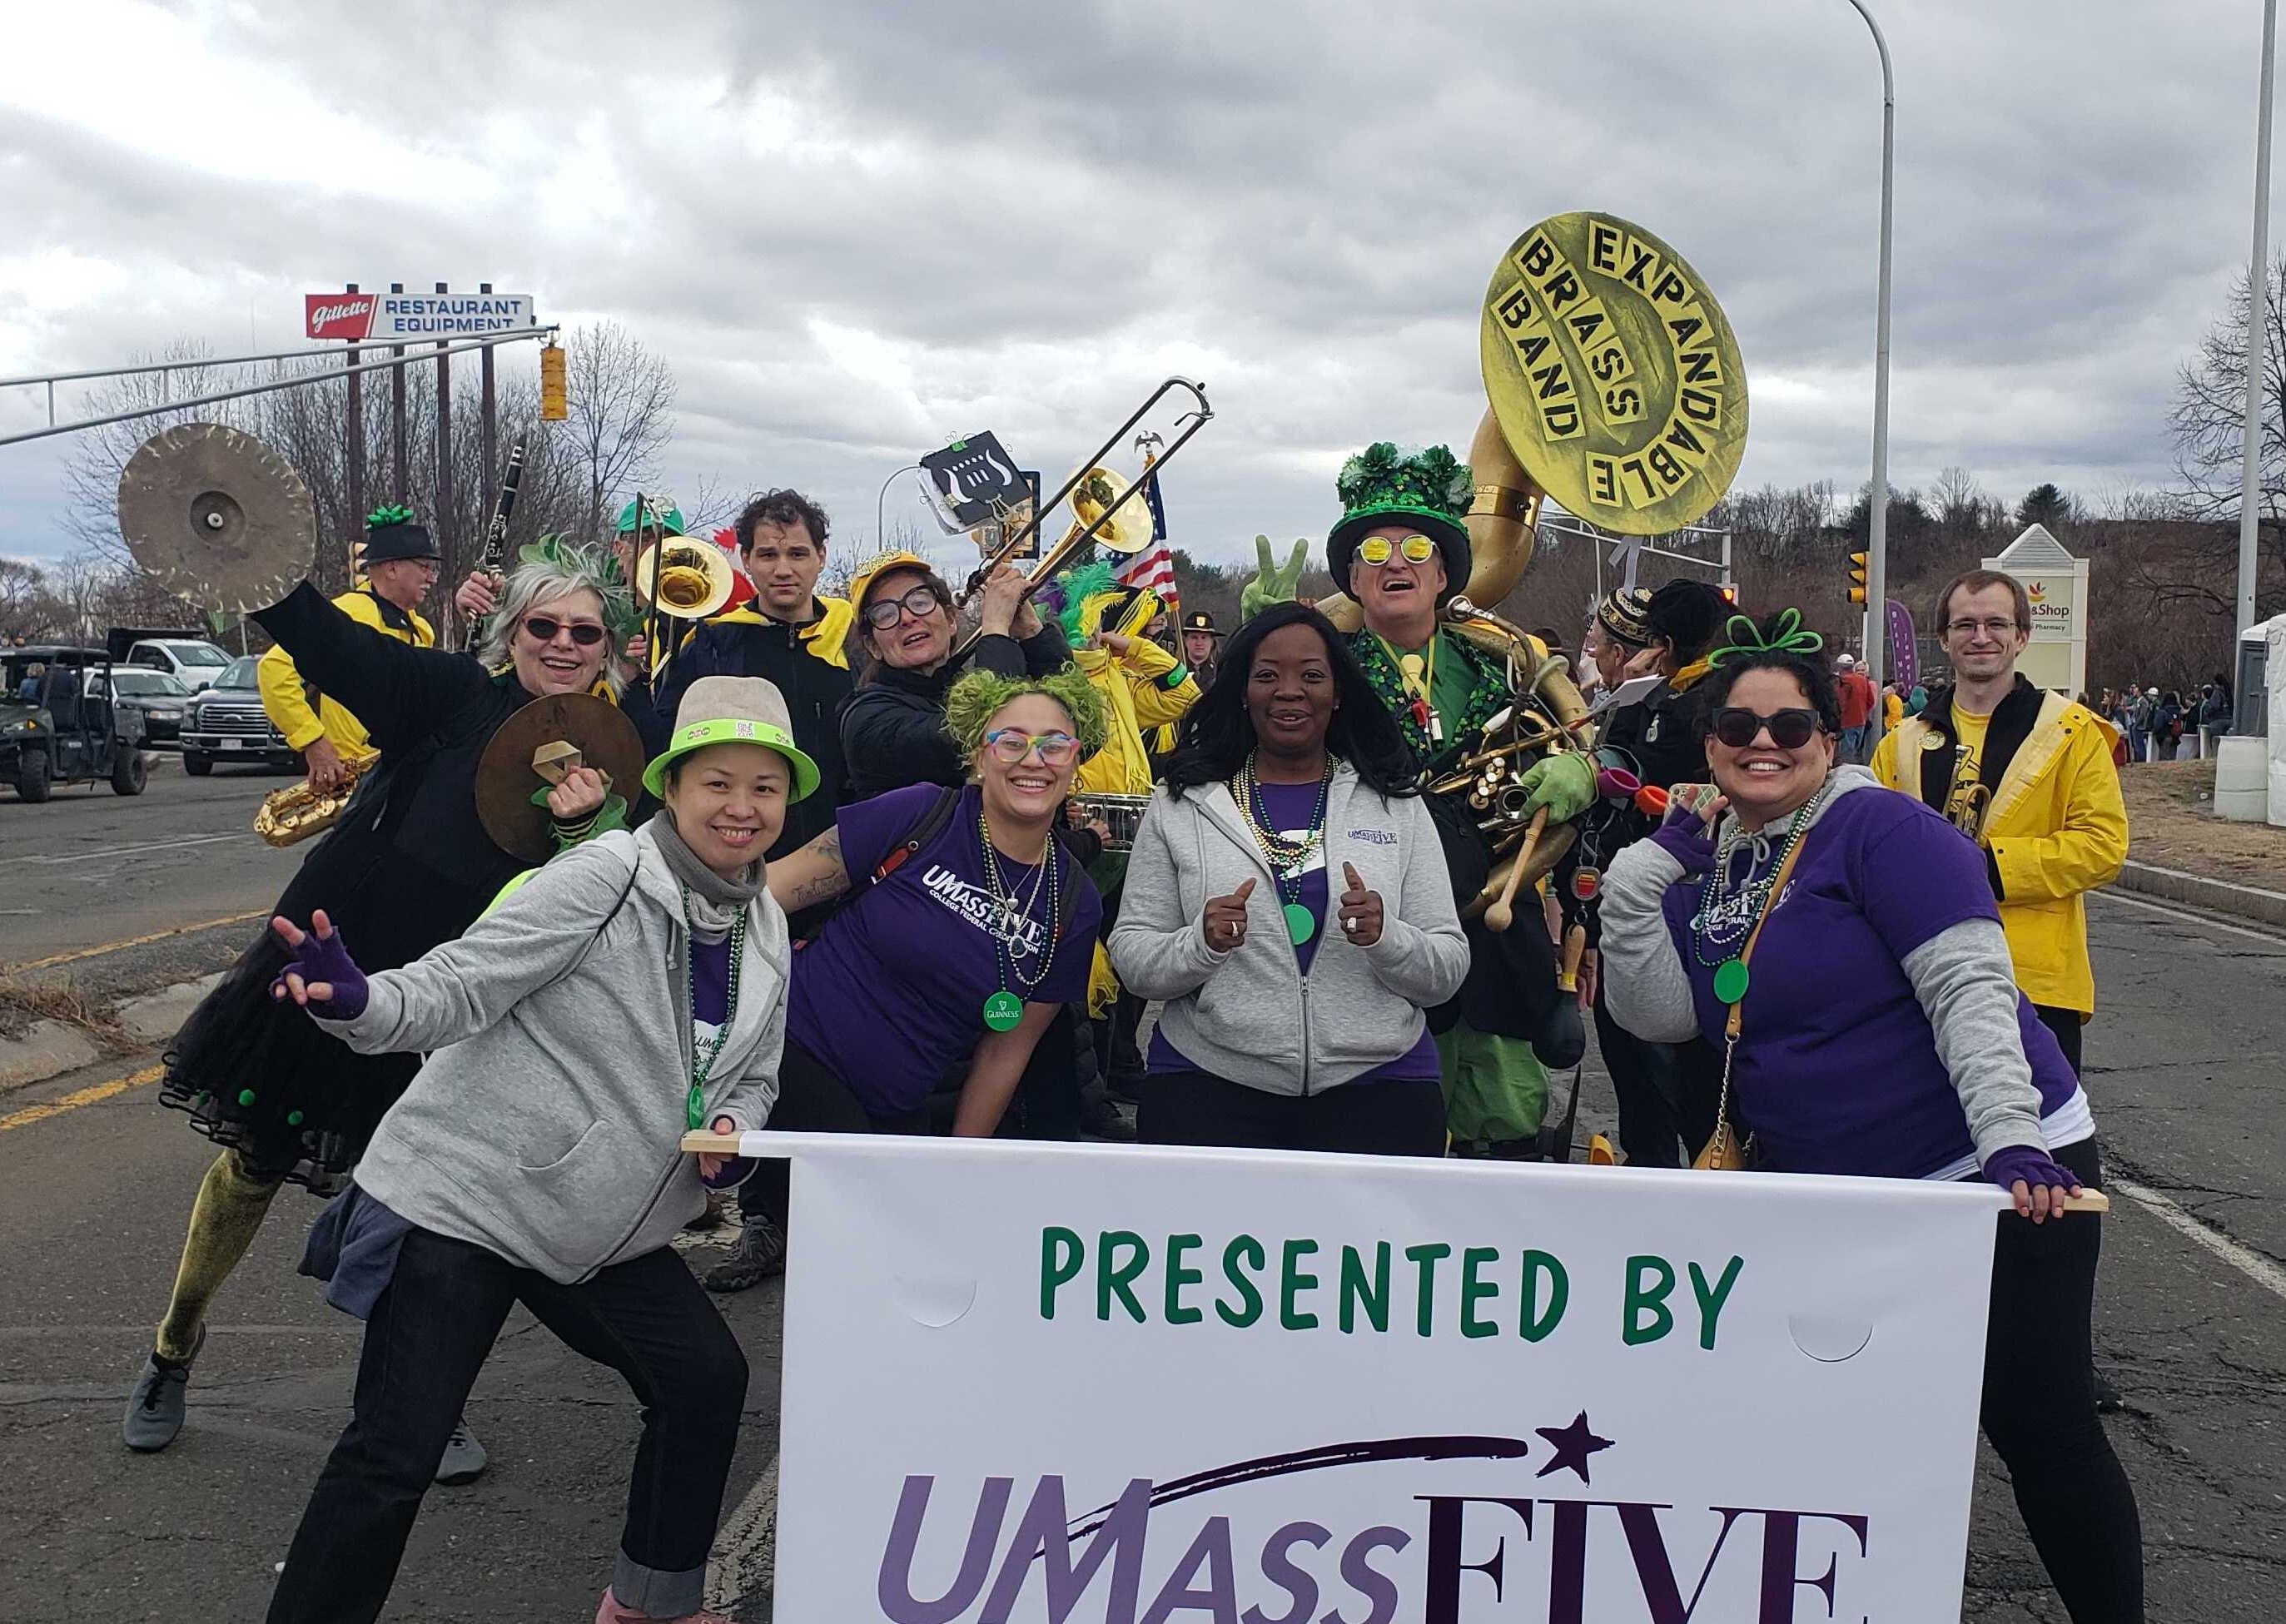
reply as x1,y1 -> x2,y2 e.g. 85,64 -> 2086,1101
1710,706 -> 1821,750
521,615 -> 608,648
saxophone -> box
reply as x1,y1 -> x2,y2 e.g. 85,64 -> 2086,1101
253,753 -> 374,847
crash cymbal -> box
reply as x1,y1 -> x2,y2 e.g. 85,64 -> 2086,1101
475,692 -> 647,863
116,424 -> 314,613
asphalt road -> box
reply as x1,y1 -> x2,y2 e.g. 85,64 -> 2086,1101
0,776 -> 2279,1621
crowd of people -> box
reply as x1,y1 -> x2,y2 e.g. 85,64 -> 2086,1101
117,453 -> 2144,1624
2094,678 -> 2234,763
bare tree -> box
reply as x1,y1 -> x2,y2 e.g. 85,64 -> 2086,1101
2169,252 -> 2286,595
560,320 -> 676,540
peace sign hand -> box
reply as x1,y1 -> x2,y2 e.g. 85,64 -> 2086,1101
1239,535 -> 1309,621
1338,862 -> 1384,947
268,909 -> 370,1020
1202,877 -> 1255,953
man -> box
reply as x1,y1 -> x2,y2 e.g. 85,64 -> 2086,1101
2199,674 -> 2234,757
1179,610 -> 1222,692
617,490 -> 856,1291
1872,568 -> 2126,1080
1836,653 -> 1877,762
259,504 -> 438,794
1322,442 -> 1596,1157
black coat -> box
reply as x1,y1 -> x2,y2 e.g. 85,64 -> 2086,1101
839,622 -> 1072,800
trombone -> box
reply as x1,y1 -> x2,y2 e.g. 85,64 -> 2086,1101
953,376 -> 1213,612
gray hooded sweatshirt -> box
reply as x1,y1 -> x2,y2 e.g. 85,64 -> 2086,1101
320,824 -> 788,1284
1109,763 -> 1469,1095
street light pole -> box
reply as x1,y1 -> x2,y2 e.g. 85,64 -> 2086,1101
2239,0 -> 2278,637
1844,0 -> 1896,727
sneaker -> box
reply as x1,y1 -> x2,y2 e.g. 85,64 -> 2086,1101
594,1587 -> 736,1623
2094,1373 -> 2126,1415
683,1190 -> 732,1234
703,1214 -> 786,1294
435,1416 -> 488,1484
122,1325 -> 205,1453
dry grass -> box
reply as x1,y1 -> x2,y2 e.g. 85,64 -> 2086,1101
2120,759 -> 2286,893
0,976 -> 135,1052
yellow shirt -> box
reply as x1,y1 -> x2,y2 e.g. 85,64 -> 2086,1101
1884,690 -> 1906,730
1072,638 -> 1200,797
258,589 -> 435,759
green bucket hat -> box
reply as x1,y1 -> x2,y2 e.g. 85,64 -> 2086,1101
642,675 -> 820,801
617,494 -> 686,536
1324,442 -> 1475,598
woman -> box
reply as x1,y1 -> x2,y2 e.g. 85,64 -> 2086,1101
126,553 -> 625,1466
1579,579 -> 1728,1168
758,668 -> 1106,1160
257,675 -> 808,1624
1598,610 -> 2142,1624
837,550 -> 1073,798
1109,602 -> 1468,1154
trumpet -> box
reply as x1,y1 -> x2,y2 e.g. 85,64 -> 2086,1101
253,754 -> 373,847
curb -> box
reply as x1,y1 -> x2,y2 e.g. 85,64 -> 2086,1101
0,974 -> 214,1097
2110,860 -> 2286,931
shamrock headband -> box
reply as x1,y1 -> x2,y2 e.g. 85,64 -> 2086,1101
1707,608 -> 1824,668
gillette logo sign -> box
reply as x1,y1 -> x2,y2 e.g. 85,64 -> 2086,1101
305,292 -> 536,341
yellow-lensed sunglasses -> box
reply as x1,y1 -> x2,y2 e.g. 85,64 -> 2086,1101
1356,534 -> 1438,567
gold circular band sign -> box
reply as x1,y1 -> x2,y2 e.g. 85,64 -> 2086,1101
1480,212 -> 1748,536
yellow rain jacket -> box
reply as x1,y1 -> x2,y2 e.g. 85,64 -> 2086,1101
258,588 -> 435,760
1071,638 -> 1199,796
1873,683 -> 2126,1015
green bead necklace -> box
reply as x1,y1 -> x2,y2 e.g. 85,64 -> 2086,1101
1688,782 -> 1830,1006
680,884 -> 748,1131
1234,752 -> 1332,946
978,807 -> 1061,1032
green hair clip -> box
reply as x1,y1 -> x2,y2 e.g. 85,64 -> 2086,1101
942,665 -> 1111,762
365,503 -> 415,530
1708,607 -> 1824,667
514,533 -> 641,640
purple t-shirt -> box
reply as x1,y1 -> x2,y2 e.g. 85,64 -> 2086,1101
788,783 -> 1101,1116
1653,787 -> 2078,1179
1148,781 -> 1438,1085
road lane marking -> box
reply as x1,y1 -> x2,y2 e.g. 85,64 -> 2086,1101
2093,890 -> 2286,946
2111,1177 -> 2286,1304
0,832 -> 247,867
0,1064 -> 164,1135
0,910 -> 266,974
707,1448 -> 779,1612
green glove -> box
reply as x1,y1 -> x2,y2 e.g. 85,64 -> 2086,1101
1516,751 -> 1596,825
1239,534 -> 1309,622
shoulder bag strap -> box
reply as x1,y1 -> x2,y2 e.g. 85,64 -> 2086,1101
1721,820 -> 1817,1042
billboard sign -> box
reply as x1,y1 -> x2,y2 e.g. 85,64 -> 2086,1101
305,292 -> 536,342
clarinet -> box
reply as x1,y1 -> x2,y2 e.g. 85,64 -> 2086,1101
470,434 -> 528,647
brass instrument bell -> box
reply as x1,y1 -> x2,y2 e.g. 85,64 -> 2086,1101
631,537 -> 737,620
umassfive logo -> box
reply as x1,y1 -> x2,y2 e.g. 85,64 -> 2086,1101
872,1418 -> 1872,1623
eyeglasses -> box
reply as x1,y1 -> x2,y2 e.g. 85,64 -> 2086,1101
1710,707 -> 1821,749
1945,618 -> 2024,638
862,586 -> 945,630
982,728 -> 1081,767
1356,534 -> 1438,567
520,615 -> 608,648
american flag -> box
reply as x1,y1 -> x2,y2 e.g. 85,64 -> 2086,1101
1115,461 -> 1177,603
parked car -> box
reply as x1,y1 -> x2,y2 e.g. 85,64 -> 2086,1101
1,645 -> 149,802
89,667 -> 193,745
117,632 -> 235,692
178,654 -> 300,774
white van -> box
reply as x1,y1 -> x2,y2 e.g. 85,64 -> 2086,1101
122,638 -> 235,692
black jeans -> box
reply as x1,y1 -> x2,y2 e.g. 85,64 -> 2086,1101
266,1229 -> 748,1624
1593,987 -> 1685,1168
2035,1002 -> 2085,1076
1979,1135 -> 2143,1623
1141,1068 -> 1448,1157
746,1039 -> 932,1229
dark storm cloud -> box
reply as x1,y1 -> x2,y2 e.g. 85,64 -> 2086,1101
2,0 -> 2274,570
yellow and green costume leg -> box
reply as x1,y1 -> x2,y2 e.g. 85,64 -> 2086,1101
1436,1021 -> 1550,1146
156,1146 -> 284,1361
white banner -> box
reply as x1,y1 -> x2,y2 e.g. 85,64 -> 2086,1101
747,1135 -> 2005,1623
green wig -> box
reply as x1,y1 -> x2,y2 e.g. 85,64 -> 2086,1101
942,663 -> 1111,762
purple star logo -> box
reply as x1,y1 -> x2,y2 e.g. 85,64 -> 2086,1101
1534,1410 -> 1615,1484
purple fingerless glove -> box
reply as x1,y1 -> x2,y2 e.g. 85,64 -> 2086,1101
1982,1145 -> 2079,1197
701,1155 -> 755,1191
271,925 -> 369,1021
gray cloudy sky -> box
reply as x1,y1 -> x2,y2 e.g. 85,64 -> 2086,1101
0,0 -> 2276,574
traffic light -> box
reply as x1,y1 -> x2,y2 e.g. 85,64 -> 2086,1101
539,343 -> 568,421
1847,551 -> 1869,605
1717,582 -> 1739,606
